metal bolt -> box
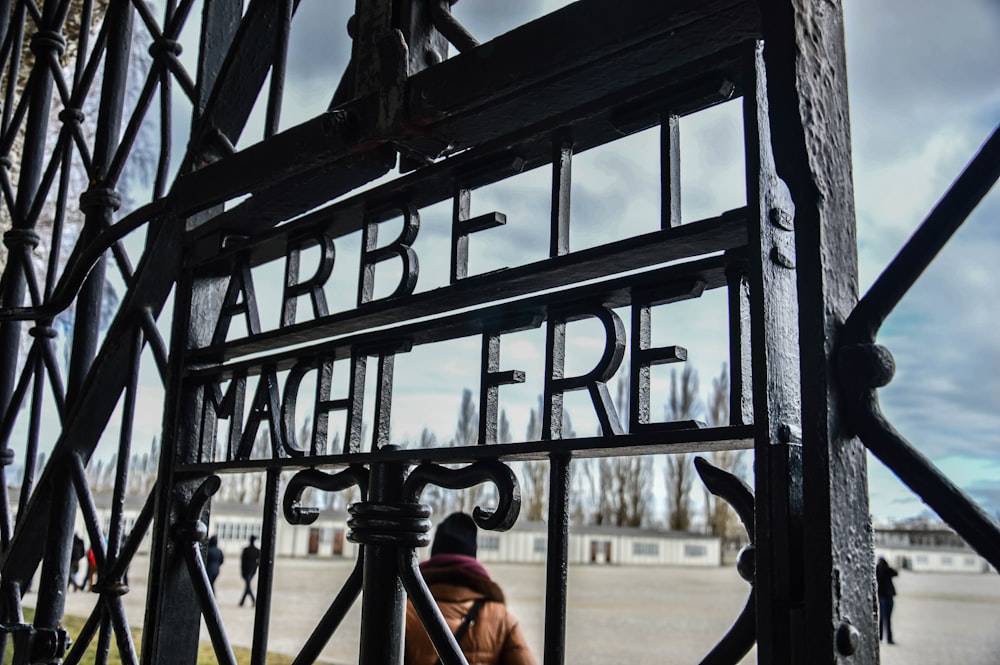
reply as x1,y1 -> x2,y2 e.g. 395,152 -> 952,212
777,423 -> 800,445
769,207 -> 793,231
770,246 -> 795,269
836,622 -> 861,656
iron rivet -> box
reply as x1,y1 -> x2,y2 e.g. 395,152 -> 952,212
770,246 -> 795,269
836,622 -> 860,655
769,207 -> 793,231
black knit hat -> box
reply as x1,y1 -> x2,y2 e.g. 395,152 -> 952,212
431,512 -> 478,558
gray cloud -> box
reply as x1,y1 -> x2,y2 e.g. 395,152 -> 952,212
845,0 -> 1000,162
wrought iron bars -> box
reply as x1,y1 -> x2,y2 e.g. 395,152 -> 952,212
839,126 -> 1000,571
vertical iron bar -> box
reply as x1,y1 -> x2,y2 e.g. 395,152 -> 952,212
549,130 -> 572,258
0,0 -> 11,78
154,68 -> 172,199
741,41 -> 805,664
660,113 -> 681,228
725,256 -> 752,426
250,467 -> 280,665
31,456 -> 76,649
0,2 -> 25,134
16,344 -> 46,514
15,5 -> 73,655
451,186 -> 470,282
107,325 -> 144,565
263,0 -> 292,138
94,607 -> 113,665
67,0 -> 134,408
357,458 -> 406,665
0,0 -> 60,424
142,255 -> 216,665
543,453 -> 570,665
757,0 -> 878,657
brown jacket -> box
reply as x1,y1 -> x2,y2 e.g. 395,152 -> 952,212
405,559 -> 536,665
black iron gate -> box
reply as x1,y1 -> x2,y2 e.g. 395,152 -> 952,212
0,1 -> 997,664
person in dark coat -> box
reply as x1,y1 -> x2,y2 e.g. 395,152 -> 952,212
205,536 -> 224,594
876,556 -> 898,644
405,513 -> 536,665
69,534 -> 86,591
240,535 -> 261,607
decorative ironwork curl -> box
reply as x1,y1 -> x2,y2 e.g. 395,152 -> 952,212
283,465 -> 369,525
694,456 -> 756,665
839,126 -> 1000,572
176,475 -> 221,542
402,458 -> 521,531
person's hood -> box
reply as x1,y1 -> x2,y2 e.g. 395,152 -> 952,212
419,554 -> 505,602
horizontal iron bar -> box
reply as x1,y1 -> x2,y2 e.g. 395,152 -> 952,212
405,0 -> 760,152
190,247 -> 741,368
175,425 -> 755,475
171,108 -> 397,222
184,1 -> 756,242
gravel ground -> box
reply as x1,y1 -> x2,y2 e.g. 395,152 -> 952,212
40,555 -> 1000,664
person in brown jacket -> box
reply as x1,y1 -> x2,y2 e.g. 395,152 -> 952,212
405,512 -> 536,665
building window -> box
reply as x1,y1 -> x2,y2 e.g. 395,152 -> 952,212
632,542 -> 659,556
533,538 -> 547,553
684,544 -> 708,558
964,557 -> 976,567
916,555 -> 928,564
941,556 -> 953,565
480,535 -> 500,551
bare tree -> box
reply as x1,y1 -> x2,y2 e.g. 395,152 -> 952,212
521,399 -> 548,522
453,389 -> 482,514
416,427 -> 454,519
665,366 -> 699,531
703,364 -> 745,537
454,388 -> 478,447
578,374 -> 650,527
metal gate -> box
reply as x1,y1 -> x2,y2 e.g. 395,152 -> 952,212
0,1 -> 997,664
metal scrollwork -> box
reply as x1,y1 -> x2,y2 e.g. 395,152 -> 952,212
283,465 -> 370,525
694,456 -> 756,665
402,458 -> 521,530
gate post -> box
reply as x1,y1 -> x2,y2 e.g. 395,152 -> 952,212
756,1 -> 878,662
354,455 -> 409,665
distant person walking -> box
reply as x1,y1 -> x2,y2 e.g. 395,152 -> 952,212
240,535 -> 261,607
876,556 -> 898,644
85,546 -> 97,590
205,536 -> 224,594
405,512 -> 536,665
69,534 -> 86,591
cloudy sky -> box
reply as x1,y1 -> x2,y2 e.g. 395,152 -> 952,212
14,1 -> 997,527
